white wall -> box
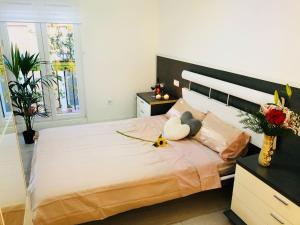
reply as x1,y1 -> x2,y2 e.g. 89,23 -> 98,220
0,119 -> 26,208
158,0 -> 300,88
79,0 -> 158,122
78,0 -> 300,121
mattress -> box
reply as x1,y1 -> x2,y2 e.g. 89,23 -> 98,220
29,115 -> 234,225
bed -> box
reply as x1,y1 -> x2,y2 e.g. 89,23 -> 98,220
29,115 -> 235,225
29,71 -> 273,225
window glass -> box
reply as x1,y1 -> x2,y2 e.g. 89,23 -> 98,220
47,24 -> 80,114
6,22 -> 46,113
7,22 -> 39,54
0,47 -> 11,118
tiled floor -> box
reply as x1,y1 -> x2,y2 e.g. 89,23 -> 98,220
175,211 -> 231,225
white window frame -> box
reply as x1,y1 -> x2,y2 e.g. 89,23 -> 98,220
0,22 -> 86,127
0,44 -> 13,134
0,86 -> 7,129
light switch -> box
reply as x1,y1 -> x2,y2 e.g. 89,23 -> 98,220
173,79 -> 180,87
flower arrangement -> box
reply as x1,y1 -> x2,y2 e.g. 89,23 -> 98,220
239,84 -> 300,137
239,84 -> 300,166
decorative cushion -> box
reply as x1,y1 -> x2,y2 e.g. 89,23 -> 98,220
180,111 -> 202,137
166,98 -> 206,121
180,111 -> 193,124
163,117 -> 190,141
195,112 -> 250,160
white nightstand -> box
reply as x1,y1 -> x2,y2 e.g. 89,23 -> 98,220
225,155 -> 300,225
136,92 -> 177,118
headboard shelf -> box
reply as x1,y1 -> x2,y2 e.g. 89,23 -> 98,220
182,70 -> 274,106
190,82 -> 260,114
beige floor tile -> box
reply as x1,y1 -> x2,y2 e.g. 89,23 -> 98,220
182,211 -> 230,225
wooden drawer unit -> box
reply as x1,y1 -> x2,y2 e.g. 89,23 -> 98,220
136,92 -> 177,118
231,165 -> 299,225
232,181 -> 292,225
231,193 -> 267,225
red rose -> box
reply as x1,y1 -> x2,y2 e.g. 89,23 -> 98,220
265,109 -> 286,125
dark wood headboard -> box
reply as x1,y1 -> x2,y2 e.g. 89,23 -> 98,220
156,56 -> 300,159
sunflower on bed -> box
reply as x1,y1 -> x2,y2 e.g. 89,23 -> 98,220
117,111 -> 201,148
116,130 -> 168,148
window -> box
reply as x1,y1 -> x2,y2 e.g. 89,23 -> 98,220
0,22 -> 84,121
47,24 -> 80,114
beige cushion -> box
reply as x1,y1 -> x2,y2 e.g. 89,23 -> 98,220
166,98 -> 206,121
195,112 -> 250,160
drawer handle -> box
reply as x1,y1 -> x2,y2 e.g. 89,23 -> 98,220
270,213 -> 285,224
273,195 -> 289,206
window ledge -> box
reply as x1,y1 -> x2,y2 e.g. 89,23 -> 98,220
16,116 -> 88,132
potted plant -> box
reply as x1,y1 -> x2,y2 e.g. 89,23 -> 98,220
4,46 -> 57,144
239,85 -> 300,167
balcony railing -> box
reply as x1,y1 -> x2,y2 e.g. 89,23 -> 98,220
30,60 -> 80,115
52,60 -> 79,114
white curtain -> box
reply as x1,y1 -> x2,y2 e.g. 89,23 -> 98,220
0,0 -> 80,23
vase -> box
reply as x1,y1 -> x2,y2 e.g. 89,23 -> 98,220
23,130 -> 36,144
258,134 -> 277,167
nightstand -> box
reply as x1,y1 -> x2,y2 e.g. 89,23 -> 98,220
224,154 -> 300,225
136,92 -> 177,118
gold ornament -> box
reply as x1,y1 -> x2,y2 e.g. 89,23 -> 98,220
258,135 -> 277,167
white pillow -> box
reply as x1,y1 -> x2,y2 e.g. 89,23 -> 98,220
163,117 -> 190,141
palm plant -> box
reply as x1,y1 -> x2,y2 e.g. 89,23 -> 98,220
4,45 -> 57,143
